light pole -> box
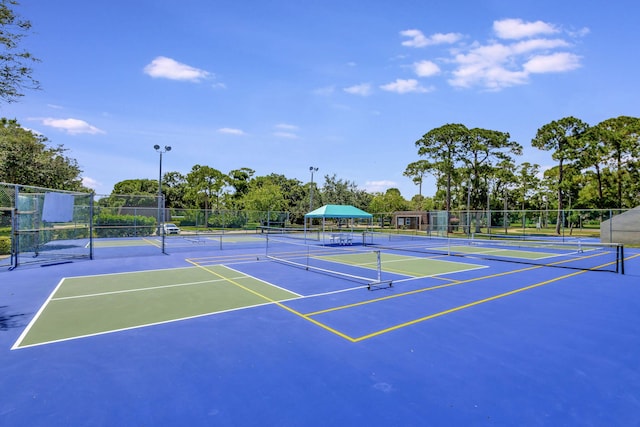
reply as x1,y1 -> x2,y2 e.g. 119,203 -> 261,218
309,166 -> 318,211
154,145 -> 171,253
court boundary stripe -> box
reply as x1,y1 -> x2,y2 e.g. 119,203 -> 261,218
187,259 -> 357,342
303,264 -> 541,316
351,268 -> 588,342
50,277 -> 249,301
12,300 -> 283,350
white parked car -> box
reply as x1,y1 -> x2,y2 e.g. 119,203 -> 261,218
163,223 -> 180,234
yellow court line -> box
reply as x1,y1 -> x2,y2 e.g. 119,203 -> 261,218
142,237 -> 162,248
305,248 -> 622,317
352,268 -> 587,342
349,253 -> 635,342
187,254 -> 264,264
184,250 -> 636,343
186,259 -> 357,342
304,264 -> 540,316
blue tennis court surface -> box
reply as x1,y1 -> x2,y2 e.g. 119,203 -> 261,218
1,236 -> 640,426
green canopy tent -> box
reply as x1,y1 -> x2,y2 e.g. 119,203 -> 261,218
304,204 -> 373,245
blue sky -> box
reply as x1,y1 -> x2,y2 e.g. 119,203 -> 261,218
5,0 -> 640,198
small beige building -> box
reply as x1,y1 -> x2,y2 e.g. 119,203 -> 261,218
393,211 -> 429,231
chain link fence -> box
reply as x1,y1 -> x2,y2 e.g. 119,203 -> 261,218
1,182 -> 93,269
2,184 -> 636,270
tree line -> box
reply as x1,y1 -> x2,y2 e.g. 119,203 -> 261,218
2,114 -> 639,228
407,116 -> 640,233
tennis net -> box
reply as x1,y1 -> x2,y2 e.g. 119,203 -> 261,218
363,232 -> 624,273
264,236 -> 392,289
257,226 -> 321,241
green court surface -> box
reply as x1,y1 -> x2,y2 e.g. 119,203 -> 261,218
92,238 -> 162,247
13,253 -> 480,348
14,265 -> 299,348
426,244 -> 560,259
319,252 -> 485,277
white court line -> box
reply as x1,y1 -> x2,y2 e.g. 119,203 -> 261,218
51,276 -> 249,301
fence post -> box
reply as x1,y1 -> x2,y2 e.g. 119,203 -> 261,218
609,209 -> 613,243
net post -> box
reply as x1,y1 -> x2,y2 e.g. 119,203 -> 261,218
620,244 -> 624,275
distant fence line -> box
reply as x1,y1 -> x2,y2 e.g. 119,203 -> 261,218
2,183 -> 636,270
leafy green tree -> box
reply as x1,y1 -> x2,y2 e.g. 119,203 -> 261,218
185,165 -> 227,211
515,162 -> 540,210
0,118 -> 84,190
462,128 -> 522,208
242,182 -> 286,225
227,167 -> 255,207
320,174 -> 370,210
163,171 -> 187,209
414,123 -> 468,218
403,160 -> 431,197
99,178 -> 157,207
596,116 -> 640,208
531,116 -> 588,233
409,194 -> 434,211
368,188 -> 408,214
578,125 -> 609,209
112,178 -> 157,194
0,0 -> 40,103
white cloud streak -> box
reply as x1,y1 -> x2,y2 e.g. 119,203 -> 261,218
143,56 -> 210,82
493,18 -> 559,39
380,79 -> 432,94
524,52 -> 582,73
41,118 -> 105,135
344,83 -> 372,96
218,128 -> 245,135
364,180 -> 398,193
400,29 -> 463,47
413,60 -> 441,77
441,19 -> 587,90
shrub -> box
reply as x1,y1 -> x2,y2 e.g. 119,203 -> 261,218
93,213 -> 156,237
0,236 -> 10,255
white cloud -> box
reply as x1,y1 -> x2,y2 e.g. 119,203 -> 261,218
41,118 -> 105,135
447,31 -> 582,90
401,29 -> 463,47
275,123 -> 299,130
364,180 -> 397,193
273,132 -> 298,139
344,83 -> 372,96
413,60 -> 441,77
272,124 -> 299,139
380,79 -> 432,94
524,52 -> 582,73
493,18 -> 559,39
82,176 -> 99,189
218,127 -> 245,135
391,18 -> 585,92
143,56 -> 210,82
